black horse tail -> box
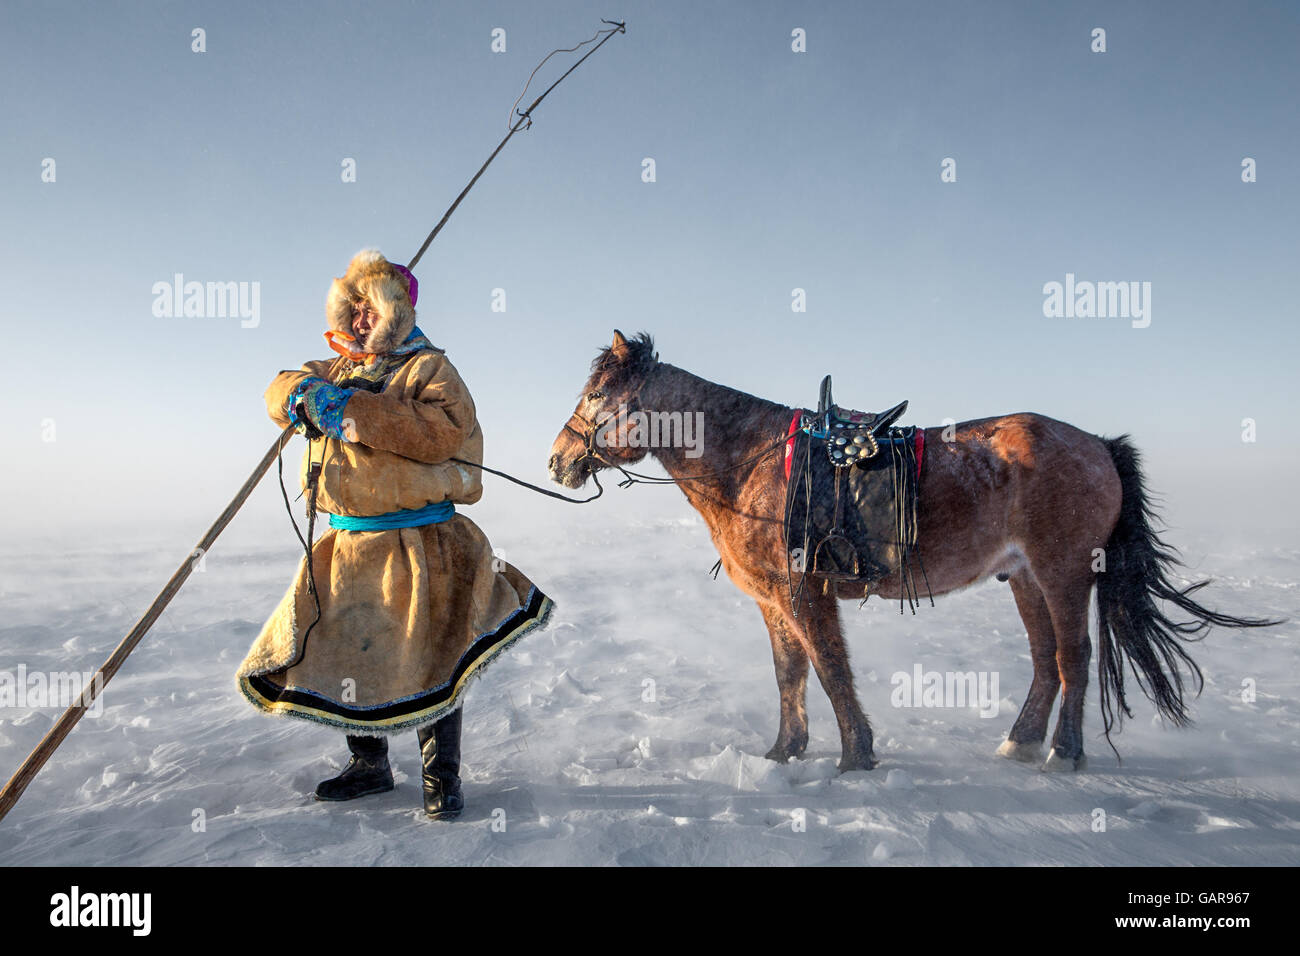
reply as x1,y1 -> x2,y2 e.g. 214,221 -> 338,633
1095,435 -> 1282,755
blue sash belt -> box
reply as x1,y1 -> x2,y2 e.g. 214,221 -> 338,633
327,499 -> 456,530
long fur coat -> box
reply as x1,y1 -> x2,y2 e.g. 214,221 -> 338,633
236,252 -> 553,734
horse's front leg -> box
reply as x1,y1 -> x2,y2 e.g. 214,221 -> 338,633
799,591 -> 878,772
757,601 -> 810,762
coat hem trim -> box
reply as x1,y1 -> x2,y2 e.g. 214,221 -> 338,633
236,587 -> 554,735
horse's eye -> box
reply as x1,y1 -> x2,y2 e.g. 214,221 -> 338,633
586,391 -> 603,402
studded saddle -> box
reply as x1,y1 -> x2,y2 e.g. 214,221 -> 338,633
783,376 -> 928,613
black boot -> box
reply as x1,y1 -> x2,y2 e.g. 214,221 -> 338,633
416,708 -> 464,819
314,734 -> 394,801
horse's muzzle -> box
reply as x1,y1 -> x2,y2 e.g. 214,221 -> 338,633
548,452 -> 591,489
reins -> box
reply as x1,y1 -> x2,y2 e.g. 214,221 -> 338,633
449,455 -> 607,504
580,430 -> 795,490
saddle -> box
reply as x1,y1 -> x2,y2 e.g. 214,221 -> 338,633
783,376 -> 928,613
815,375 -> 909,465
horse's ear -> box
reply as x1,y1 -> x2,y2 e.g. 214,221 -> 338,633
611,329 -> 629,356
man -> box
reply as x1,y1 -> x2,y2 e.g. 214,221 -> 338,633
237,249 -> 553,819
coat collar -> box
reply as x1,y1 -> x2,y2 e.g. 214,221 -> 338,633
325,325 -> 442,365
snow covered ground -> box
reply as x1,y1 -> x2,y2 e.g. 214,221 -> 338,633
1,509 -> 1297,866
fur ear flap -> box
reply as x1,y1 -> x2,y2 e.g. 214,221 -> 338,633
325,249 -> 417,353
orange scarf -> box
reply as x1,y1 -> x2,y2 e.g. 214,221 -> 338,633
323,329 -> 379,364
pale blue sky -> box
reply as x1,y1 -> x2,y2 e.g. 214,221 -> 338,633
1,0 -> 1296,552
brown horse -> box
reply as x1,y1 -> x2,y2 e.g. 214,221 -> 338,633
548,331 -> 1278,773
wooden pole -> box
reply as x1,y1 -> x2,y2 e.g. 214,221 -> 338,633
0,425 -> 297,823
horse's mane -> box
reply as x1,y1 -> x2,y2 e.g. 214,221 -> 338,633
590,331 -> 790,418
590,331 -> 658,382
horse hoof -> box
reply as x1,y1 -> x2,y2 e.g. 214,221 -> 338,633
837,754 -> 879,773
995,738 -> 1043,763
764,733 -> 808,763
1042,748 -> 1087,772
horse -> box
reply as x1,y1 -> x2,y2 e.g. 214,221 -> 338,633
547,331 -> 1279,773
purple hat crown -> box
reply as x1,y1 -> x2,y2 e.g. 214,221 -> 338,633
390,262 -> 418,306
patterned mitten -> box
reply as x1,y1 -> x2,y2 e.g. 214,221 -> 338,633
286,376 -> 354,441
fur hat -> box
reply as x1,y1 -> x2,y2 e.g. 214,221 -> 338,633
325,249 -> 418,357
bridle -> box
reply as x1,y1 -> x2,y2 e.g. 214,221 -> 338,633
560,365 -> 655,481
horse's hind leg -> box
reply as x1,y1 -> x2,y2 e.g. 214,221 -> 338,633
1038,574 -> 1095,772
757,602 -> 810,762
996,571 -> 1061,763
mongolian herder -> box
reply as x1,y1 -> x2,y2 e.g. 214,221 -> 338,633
236,249 -> 554,819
